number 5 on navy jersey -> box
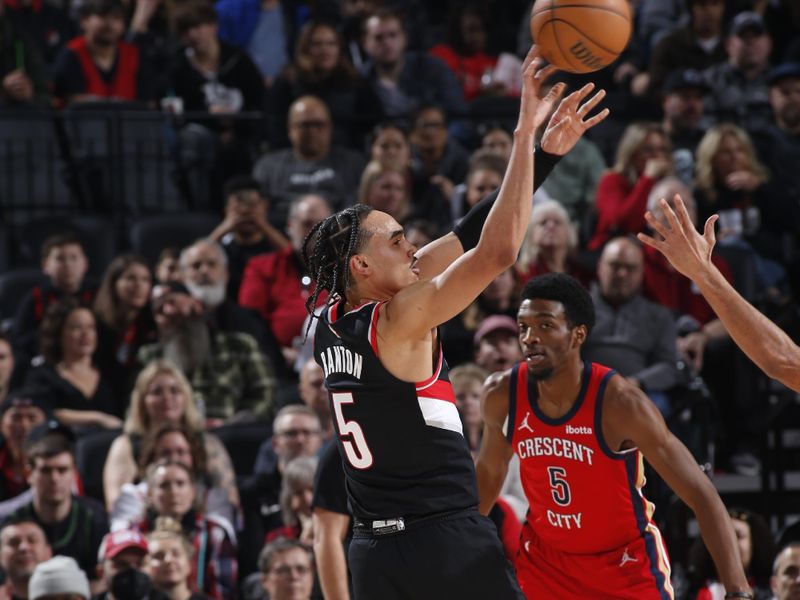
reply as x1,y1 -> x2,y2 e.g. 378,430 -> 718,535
332,392 -> 375,469
547,466 -> 571,506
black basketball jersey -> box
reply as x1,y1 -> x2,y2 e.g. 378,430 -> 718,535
313,299 -> 478,520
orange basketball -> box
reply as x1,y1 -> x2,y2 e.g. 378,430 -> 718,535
530,0 -> 632,74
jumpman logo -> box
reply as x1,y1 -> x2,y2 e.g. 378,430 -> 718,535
518,412 -> 534,434
619,547 -> 638,567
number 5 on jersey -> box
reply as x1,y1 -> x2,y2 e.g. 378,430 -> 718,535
548,466 -> 571,507
332,392 -> 375,469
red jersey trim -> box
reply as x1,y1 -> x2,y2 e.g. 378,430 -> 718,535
415,349 -> 444,391
368,302 -> 382,356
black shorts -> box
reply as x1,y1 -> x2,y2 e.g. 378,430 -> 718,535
348,507 -> 524,600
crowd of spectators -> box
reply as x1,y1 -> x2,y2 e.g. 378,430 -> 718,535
1,0 -> 800,598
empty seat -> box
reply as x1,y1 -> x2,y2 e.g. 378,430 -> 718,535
0,111 -> 74,214
74,428 -> 122,505
209,422 -> 272,477
129,212 -> 220,265
0,269 -> 46,324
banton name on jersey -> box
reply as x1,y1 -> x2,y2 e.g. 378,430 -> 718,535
319,345 -> 364,379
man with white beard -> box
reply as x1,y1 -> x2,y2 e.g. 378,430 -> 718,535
180,239 -> 287,397
138,275 -> 275,427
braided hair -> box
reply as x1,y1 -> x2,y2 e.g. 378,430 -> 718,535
301,204 -> 374,321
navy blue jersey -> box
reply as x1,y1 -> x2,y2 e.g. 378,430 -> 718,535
313,299 -> 478,520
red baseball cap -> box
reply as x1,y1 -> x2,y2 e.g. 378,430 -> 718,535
99,530 -> 149,561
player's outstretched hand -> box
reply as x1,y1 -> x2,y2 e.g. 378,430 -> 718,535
517,45 -> 564,136
540,82 -> 609,156
637,194 -> 719,280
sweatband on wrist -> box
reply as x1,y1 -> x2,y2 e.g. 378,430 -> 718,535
453,146 -> 563,251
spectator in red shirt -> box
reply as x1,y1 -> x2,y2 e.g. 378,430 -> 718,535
51,0 -> 154,106
239,194 -> 332,373
0,389 -> 49,505
429,2 -> 500,101
589,122 -> 673,251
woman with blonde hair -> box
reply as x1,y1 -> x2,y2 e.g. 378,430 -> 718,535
694,123 -> 795,267
358,160 -> 412,224
103,360 -> 240,523
517,200 -> 592,287
589,122 -> 672,250
449,363 -> 489,453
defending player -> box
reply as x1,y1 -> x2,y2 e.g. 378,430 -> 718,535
476,273 -> 753,600
303,46 -> 608,600
638,195 -> 800,393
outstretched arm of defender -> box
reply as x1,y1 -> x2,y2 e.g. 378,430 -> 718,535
638,196 -> 800,392
476,372 -> 515,516
602,376 -> 751,596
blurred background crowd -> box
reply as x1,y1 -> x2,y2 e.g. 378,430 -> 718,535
1,0 -> 800,598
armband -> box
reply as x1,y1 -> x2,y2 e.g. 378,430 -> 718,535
452,146 -> 562,251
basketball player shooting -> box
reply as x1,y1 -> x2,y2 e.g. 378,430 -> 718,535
476,273 -> 752,599
303,46 -> 607,600
639,195 -> 800,393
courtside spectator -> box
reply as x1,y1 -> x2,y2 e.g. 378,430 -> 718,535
103,360 -> 240,520
0,389 -> 49,506
361,8 -> 466,120
12,234 -> 95,367
252,95 -> 365,231
661,69 -> 710,184
52,0 -> 154,106
139,282 -> 274,425
0,3 -> 50,108
208,176 -> 289,300
257,539 -> 313,600
0,333 -> 15,406
239,194 -> 332,376
144,522 -> 210,600
8,429 -> 108,584
28,556 -> 90,600
137,462 -> 237,600
267,20 -> 383,148
25,298 -> 124,431
94,529 -> 151,600
0,518 -> 52,600
589,122 -> 673,251
93,255 -> 156,400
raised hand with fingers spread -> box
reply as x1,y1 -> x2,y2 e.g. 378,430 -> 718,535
637,194 -> 718,281
638,194 -> 800,392
540,82 -> 610,156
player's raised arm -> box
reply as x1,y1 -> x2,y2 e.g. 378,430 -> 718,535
602,376 -> 752,597
638,196 -> 800,392
413,79 -> 609,281
387,49 -> 605,336
475,372 -> 515,515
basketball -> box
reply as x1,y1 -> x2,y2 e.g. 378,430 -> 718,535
530,0 -> 632,74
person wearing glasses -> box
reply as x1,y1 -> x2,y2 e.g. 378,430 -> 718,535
258,538 -> 314,600
239,406 -> 322,575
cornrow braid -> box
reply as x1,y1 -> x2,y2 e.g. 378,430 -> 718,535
301,205 -> 374,327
